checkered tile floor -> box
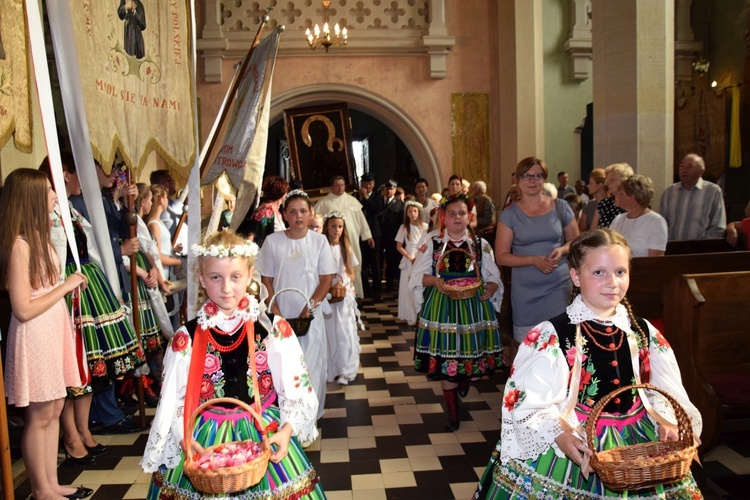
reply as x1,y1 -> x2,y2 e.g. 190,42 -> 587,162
12,291 -> 750,498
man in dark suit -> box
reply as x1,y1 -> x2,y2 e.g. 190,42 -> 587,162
356,172 -> 382,297
378,179 -> 404,291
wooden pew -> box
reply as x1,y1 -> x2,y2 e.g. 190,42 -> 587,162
627,251 -> 750,321
665,238 -> 738,255
662,271 -> 750,451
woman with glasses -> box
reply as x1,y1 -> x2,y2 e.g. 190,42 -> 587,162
495,157 -> 580,362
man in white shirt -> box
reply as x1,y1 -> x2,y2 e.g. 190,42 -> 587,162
314,175 -> 375,298
658,153 -> 726,240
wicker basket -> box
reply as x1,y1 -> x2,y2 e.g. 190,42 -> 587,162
437,247 -> 482,300
585,383 -> 697,492
329,274 -> 346,304
183,398 -> 271,494
268,288 -> 314,336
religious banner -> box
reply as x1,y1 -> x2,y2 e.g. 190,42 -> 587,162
202,29 -> 281,190
67,0 -> 196,181
0,0 -> 32,153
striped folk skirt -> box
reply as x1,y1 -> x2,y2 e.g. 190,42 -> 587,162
148,406 -> 325,499
414,277 -> 504,382
474,402 -> 703,499
65,261 -> 145,381
124,252 -> 165,355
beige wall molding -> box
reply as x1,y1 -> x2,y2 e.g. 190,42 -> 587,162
198,0 -> 455,82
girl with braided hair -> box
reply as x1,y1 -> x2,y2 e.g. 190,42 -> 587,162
474,229 -> 703,499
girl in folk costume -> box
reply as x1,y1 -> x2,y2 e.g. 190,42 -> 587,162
257,190 -> 336,425
474,229 -> 703,499
395,200 -> 428,325
141,230 -> 325,499
409,194 -> 504,431
322,212 -> 364,386
0,169 -> 93,500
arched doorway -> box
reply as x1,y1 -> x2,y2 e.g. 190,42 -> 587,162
268,84 -> 441,190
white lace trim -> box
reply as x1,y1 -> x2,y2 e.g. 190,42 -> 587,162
140,404 -> 184,473
196,294 -> 260,330
279,396 -> 319,443
566,295 -> 632,332
501,410 -> 564,461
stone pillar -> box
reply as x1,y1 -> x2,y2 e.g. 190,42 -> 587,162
592,0 -> 674,202
514,0 -> 545,160
675,0 -> 702,82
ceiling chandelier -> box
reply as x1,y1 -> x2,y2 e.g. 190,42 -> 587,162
305,1 -> 348,52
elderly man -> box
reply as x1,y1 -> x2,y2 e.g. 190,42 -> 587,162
471,180 -> 497,233
315,175 -> 374,297
659,153 -> 726,240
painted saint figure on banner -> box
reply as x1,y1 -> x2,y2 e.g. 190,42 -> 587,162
118,0 -> 146,59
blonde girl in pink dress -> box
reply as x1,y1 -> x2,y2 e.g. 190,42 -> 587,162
0,169 -> 92,500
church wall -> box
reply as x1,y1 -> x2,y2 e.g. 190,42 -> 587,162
195,1 -> 495,195
542,0 -> 593,182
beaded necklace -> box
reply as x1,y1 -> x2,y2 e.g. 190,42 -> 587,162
207,323 -> 247,353
580,320 -> 624,351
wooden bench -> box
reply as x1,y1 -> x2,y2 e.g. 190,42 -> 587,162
627,251 -> 750,321
662,271 -> 750,451
665,238 -> 739,255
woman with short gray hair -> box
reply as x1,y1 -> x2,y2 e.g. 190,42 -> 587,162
609,174 -> 668,257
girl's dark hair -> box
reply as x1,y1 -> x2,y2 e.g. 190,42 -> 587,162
0,169 -> 58,290
283,190 -> 312,211
448,174 -> 462,184
567,228 -> 649,347
261,176 -> 290,203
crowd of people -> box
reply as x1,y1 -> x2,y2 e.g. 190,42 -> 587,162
1,150 -> 742,498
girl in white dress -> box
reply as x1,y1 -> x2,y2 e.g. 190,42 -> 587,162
257,190 -> 336,425
322,212 -> 364,386
395,201 -> 429,325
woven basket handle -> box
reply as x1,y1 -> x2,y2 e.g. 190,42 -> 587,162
331,273 -> 344,285
268,287 -> 311,316
584,383 -> 694,453
437,247 -> 481,280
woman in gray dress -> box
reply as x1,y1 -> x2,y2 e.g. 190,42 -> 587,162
495,157 -> 579,362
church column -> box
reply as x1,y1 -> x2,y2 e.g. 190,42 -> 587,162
592,1 -> 674,201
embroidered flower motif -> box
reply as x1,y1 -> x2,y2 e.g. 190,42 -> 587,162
275,319 -> 293,339
238,296 -> 250,310
258,373 -> 273,395
200,379 -> 215,399
204,301 -> 219,317
253,204 -> 268,221
540,334 -> 557,351
463,360 -> 473,374
446,360 -> 458,376
204,353 -> 221,375
503,382 -> 525,412
656,330 -> 670,349
523,328 -> 541,347
579,368 -> 592,392
92,359 -> 107,378
255,351 -> 268,372
428,357 -> 437,374
146,337 -> 158,350
171,332 -> 189,353
419,243 -> 428,254
565,346 -> 588,367
639,348 -> 651,383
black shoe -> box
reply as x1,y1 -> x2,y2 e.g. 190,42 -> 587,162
63,446 -> 96,467
100,417 -> 144,435
117,394 -> 139,410
84,443 -> 108,456
65,486 -> 94,499
457,379 -> 470,398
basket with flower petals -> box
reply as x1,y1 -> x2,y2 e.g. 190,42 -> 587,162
437,248 -> 482,300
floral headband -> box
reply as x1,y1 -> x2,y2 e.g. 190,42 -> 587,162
439,193 -> 475,212
191,242 -> 259,258
404,200 -> 423,210
286,189 -> 309,200
323,211 -> 345,222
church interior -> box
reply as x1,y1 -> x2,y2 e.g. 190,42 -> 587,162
1,0 -> 750,498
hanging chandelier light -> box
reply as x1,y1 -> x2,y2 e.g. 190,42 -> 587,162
305,1 -> 348,52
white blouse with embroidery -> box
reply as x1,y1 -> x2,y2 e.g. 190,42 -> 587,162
408,230 -> 504,312
140,297 -> 319,473
500,295 -> 703,462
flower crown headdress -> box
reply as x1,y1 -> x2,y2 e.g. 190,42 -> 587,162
404,200 -> 423,210
323,211 -> 345,222
286,189 -> 309,200
191,241 -> 259,258
439,193 -> 475,212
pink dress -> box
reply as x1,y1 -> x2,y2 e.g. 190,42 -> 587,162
4,239 -> 82,406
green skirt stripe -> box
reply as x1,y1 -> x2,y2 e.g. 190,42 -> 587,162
414,278 -> 504,382
474,403 -> 702,499
148,405 -> 325,499
124,252 -> 164,355
64,261 -> 145,378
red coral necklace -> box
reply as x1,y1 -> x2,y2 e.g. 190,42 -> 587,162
580,321 -> 624,351
208,323 -> 247,353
